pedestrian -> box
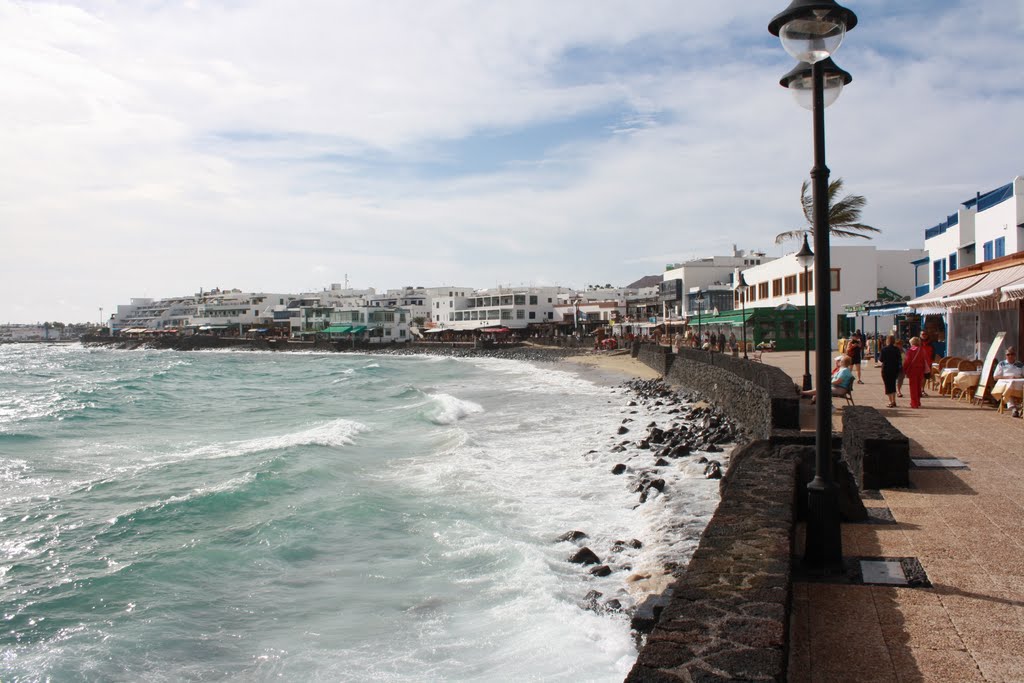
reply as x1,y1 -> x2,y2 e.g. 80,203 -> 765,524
879,334 -> 902,407
919,331 -> 935,396
847,334 -> 864,384
895,338 -> 906,397
903,336 -> 930,409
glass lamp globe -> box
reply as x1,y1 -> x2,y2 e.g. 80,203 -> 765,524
780,12 -> 846,63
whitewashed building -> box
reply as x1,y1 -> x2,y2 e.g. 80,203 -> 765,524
739,245 -> 926,344
431,286 -> 564,332
661,247 -> 773,320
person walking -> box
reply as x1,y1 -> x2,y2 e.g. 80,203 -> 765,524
878,334 -> 902,407
847,334 -> 864,384
919,331 -> 935,396
903,336 -> 930,409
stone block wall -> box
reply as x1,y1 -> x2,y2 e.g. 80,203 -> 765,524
841,406 -> 911,489
634,344 -> 800,439
626,441 -> 797,682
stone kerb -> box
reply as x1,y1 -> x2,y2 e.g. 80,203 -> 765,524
841,406 -> 911,490
626,441 -> 797,682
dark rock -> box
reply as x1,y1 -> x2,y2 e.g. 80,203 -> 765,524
589,564 -> 612,577
569,547 -> 601,565
704,461 -> 723,479
655,458 -> 670,467
604,599 -> 622,612
557,530 -> 588,543
648,427 -> 665,444
648,479 -> 666,492
697,456 -> 708,464
638,439 -> 650,450
611,464 -> 627,475
617,425 -> 630,435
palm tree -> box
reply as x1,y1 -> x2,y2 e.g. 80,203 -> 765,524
774,177 -> 880,244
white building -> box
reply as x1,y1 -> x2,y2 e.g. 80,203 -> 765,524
661,247 -> 773,319
431,286 -> 564,332
922,176 -> 1024,295
325,306 -> 411,344
739,245 -> 926,343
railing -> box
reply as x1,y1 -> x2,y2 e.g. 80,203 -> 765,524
915,284 -> 930,298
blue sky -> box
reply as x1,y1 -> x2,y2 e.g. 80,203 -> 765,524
1,0 -> 1023,323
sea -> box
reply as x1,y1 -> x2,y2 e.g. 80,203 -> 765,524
0,344 -> 728,682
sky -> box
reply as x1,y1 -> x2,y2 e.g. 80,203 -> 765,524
2,0 -> 1023,324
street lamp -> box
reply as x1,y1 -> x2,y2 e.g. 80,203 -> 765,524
695,291 -> 705,349
770,0 -> 857,571
736,273 -> 750,360
796,234 -> 815,391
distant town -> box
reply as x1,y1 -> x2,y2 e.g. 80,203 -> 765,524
5,175 -> 1023,356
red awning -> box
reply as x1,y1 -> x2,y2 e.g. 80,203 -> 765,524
478,327 -> 511,333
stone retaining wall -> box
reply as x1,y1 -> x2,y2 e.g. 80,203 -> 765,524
841,406 -> 911,490
626,440 -> 797,682
635,343 -> 800,439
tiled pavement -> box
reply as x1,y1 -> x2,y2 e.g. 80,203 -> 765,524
759,351 -> 1024,683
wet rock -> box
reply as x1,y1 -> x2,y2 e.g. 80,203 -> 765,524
648,479 -> 666,492
637,439 -> 650,450
611,464 -> 627,475
558,530 -> 588,543
648,427 -> 665,444
589,564 -> 612,577
617,425 -> 630,435
604,599 -> 622,612
655,458 -> 670,467
569,547 -> 601,565
704,461 -> 723,479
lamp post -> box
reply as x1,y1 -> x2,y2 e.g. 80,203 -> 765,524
737,273 -> 749,360
796,234 -> 815,391
770,0 -> 857,571
695,291 -> 705,349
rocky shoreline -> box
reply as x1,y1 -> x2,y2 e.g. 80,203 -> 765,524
554,377 -> 746,637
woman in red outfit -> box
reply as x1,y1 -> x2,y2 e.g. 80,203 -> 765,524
903,336 -> 930,408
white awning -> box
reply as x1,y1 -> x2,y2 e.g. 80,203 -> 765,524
942,265 -> 1024,309
908,275 -> 982,308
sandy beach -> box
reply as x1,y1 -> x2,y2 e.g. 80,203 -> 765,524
562,350 -> 663,382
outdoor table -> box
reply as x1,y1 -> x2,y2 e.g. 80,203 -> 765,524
991,377 -> 1024,410
938,367 -> 960,395
952,370 -> 981,397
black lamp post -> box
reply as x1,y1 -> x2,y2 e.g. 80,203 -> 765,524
796,234 -> 815,391
695,291 -> 705,349
770,0 -> 857,571
737,273 -> 749,360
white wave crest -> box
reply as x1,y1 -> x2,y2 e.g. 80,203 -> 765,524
426,393 -> 484,425
186,418 -> 368,459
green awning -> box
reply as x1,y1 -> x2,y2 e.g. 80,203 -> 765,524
322,325 -> 351,334
695,309 -> 753,327
349,325 -> 367,333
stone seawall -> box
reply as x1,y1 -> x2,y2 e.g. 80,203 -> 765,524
635,344 -> 800,438
628,344 -> 801,682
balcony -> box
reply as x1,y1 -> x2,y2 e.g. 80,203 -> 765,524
915,284 -> 930,298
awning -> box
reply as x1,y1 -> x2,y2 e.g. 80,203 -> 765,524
422,328 -> 449,334
910,264 -> 1024,310
349,325 -> 367,333
867,306 -> 913,317
478,327 -> 511,333
908,275 -> 982,308
946,264 -> 1024,307
321,325 -> 352,334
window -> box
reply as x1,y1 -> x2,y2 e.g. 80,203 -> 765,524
514,294 -> 525,305
400,329 -> 406,337
830,269 -> 841,291
529,295 -> 538,305
799,271 -> 814,292
516,309 -> 525,319
995,237 -> 1006,258
983,241 -> 994,261
934,260 -> 943,286
547,312 -> 553,319
500,310 -> 512,320
948,252 -> 957,272
529,311 -> 536,319
772,279 -> 783,297
784,275 -> 797,295
758,282 -> 769,299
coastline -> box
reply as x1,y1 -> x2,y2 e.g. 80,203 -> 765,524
560,349 -> 663,385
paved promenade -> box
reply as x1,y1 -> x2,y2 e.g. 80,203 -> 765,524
759,351 -> 1024,682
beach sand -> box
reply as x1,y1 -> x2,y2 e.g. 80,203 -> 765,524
562,350 -> 662,383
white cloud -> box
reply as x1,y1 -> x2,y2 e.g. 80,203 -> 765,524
1,1 -> 1022,322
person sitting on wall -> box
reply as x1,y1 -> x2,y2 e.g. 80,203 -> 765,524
800,355 -> 855,404
992,346 -> 1024,417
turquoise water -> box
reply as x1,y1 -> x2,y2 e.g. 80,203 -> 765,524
0,345 -> 724,681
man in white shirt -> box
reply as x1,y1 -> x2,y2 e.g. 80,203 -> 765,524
992,347 -> 1024,416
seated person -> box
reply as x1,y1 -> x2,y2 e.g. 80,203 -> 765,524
801,355 -> 855,403
992,346 -> 1024,415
